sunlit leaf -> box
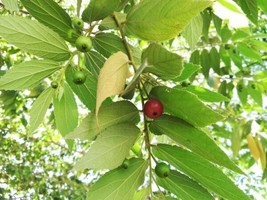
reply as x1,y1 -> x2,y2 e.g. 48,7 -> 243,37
96,51 -> 129,116
0,16 -> 70,61
74,123 -> 140,170
86,158 -> 148,200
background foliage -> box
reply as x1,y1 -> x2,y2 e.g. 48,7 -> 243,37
0,0 -> 267,199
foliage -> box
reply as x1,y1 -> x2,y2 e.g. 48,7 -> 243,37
0,0 -> 267,199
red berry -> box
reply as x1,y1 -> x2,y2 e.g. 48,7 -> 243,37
144,99 -> 163,119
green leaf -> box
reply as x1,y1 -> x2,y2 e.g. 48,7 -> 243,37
183,14 -> 203,49
65,101 -> 140,140
2,0 -> 19,11
212,14 -> 222,34
0,60 -> 61,90
29,88 -> 55,135
220,24 -> 232,43
150,86 -> 225,127
185,85 -> 229,102
258,0 -> 267,13
157,170 -> 213,200
92,33 -> 140,65
200,49 -> 210,79
100,12 -> 126,30
21,0 -> 74,42
150,115 -> 242,174
153,144 -> 250,200
125,0 -> 213,41
133,188 -> 149,200
142,43 -> 183,80
86,158 -> 148,200
0,16 -> 70,61
174,63 -> 201,82
84,51 -> 106,78
74,123 -> 140,170
189,50 -> 200,65
209,47 -> 220,74
247,81 -> 262,106
236,81 -> 248,105
201,9 -> 212,41
237,42 -> 262,62
54,83 -> 78,136
239,0 -> 258,25
82,0 -> 121,23
65,66 -> 97,111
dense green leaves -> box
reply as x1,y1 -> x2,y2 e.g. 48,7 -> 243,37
0,16 -> 70,61
65,101 -> 139,140
21,0 -> 74,42
54,83 -> 78,136
142,43 -> 183,80
125,0 -> 213,41
157,170 -> 213,200
82,0 -> 121,23
0,60 -> 61,90
74,123 -> 140,170
86,158 -> 148,200
150,86 -> 225,127
153,144 -> 250,200
150,115 -> 242,173
29,88 -> 55,135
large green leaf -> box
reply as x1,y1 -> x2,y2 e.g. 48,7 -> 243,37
86,158 -> 148,200
153,144 -> 250,200
91,33 -> 141,65
54,83 -> 78,136
2,0 -> 18,11
157,170 -> 213,200
247,81 -> 262,107
239,0 -> 258,25
0,60 -> 61,90
125,0 -> 213,41
184,85 -> 229,102
29,88 -> 55,135
21,0 -> 74,42
74,123 -> 140,170
82,0 -> 121,23
237,42 -> 262,62
183,14 -> 203,49
150,86 -> 225,127
84,51 -> 106,78
150,115 -> 242,174
0,16 -> 70,61
142,43 -> 183,80
65,66 -> 97,111
65,101 -> 140,140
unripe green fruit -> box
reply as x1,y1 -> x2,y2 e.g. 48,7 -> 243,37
155,162 -> 170,178
75,36 -> 92,52
51,81 -> 58,89
72,17 -> 84,30
73,71 -> 86,85
121,159 -> 130,169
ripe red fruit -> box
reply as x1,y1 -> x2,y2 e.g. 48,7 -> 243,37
144,99 -> 163,119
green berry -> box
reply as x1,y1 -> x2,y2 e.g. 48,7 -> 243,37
121,159 -> 130,169
155,162 -> 170,178
75,36 -> 92,52
73,71 -> 86,85
72,17 -> 84,30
